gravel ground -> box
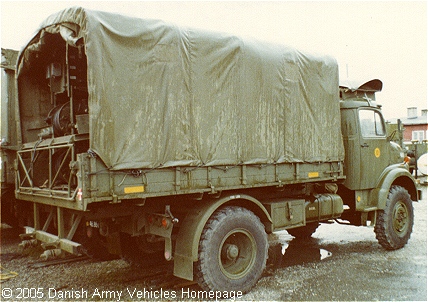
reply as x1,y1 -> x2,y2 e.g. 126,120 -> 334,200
1,184 -> 426,301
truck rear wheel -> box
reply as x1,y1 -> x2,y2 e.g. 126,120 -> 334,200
375,186 -> 414,250
195,206 -> 268,293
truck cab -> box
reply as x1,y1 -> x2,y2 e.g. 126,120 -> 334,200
338,79 -> 420,248
340,79 -> 400,190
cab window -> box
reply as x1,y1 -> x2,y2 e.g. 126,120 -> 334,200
359,110 -> 385,137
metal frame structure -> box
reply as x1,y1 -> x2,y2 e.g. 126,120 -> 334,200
16,134 -> 88,204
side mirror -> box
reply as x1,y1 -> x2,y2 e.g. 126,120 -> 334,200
387,129 -> 397,141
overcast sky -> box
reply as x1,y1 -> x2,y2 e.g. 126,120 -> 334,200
1,1 -> 427,120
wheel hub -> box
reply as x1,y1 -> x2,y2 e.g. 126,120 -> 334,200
393,201 -> 409,235
219,229 -> 256,279
224,243 -> 239,260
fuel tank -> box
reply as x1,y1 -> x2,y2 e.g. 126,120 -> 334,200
305,193 -> 344,222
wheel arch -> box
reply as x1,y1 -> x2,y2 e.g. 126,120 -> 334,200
173,193 -> 272,281
375,166 -> 419,210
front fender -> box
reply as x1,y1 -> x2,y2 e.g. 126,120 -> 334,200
373,163 -> 419,210
173,194 -> 271,281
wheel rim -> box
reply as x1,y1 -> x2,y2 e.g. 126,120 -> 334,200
392,200 -> 409,236
219,229 -> 256,279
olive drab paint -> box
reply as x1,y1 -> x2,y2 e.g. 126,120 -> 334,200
1,7 -> 420,295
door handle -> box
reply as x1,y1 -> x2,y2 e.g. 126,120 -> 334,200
361,143 -> 369,148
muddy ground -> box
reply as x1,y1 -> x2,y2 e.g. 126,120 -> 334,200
1,184 -> 426,301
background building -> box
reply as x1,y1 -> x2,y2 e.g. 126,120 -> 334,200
387,107 -> 428,177
400,107 -> 428,143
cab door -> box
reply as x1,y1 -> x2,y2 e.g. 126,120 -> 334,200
358,109 -> 389,189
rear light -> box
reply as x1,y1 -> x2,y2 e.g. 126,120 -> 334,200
147,214 -> 171,229
86,226 -> 93,238
161,217 -> 169,229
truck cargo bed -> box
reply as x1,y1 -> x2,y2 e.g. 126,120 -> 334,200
17,138 -> 344,210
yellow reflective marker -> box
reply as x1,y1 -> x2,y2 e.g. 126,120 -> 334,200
124,186 -> 145,194
308,172 -> 319,178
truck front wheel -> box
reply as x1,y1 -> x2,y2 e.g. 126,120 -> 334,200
375,185 -> 414,250
195,206 -> 268,293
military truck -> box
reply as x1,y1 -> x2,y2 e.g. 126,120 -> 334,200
5,7 -> 420,293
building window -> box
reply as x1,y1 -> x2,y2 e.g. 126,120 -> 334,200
412,130 -> 425,142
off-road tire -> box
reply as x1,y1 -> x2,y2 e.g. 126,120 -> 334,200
375,185 -> 414,250
287,223 -> 320,239
195,206 -> 268,293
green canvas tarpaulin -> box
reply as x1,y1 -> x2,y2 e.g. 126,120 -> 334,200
17,7 -> 344,170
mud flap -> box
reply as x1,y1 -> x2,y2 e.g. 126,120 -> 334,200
173,205 -> 214,281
